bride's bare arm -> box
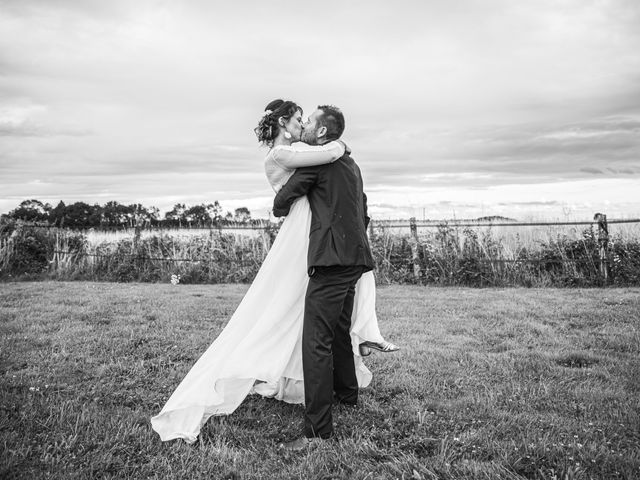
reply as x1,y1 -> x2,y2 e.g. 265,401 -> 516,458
271,141 -> 346,169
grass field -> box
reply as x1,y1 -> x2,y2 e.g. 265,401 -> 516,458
1,282 -> 639,479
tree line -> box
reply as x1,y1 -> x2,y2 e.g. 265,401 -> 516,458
1,199 -> 256,229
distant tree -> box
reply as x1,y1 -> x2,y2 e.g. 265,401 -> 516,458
475,216 -> 517,222
63,202 -> 100,228
50,201 -> 66,227
8,199 -> 51,222
206,201 -> 223,224
147,206 -> 160,225
88,203 -> 103,227
2,198 -> 249,229
233,207 -> 251,223
130,203 -> 156,227
184,204 -> 212,226
58,201 -> 160,229
102,201 -> 130,227
165,203 -> 187,227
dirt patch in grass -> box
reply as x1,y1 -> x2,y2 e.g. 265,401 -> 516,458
554,352 -> 600,369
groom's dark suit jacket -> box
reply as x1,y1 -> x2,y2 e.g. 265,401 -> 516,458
272,152 -> 374,274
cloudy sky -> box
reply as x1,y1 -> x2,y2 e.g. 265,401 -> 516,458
1,0 -> 639,220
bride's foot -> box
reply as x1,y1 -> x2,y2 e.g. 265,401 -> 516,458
359,344 -> 372,357
359,341 -> 400,356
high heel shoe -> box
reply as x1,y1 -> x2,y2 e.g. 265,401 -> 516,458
358,341 -> 400,357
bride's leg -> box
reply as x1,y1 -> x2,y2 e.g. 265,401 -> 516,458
351,271 -> 400,354
351,271 -> 384,342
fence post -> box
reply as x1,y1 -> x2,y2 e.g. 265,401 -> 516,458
133,225 -> 142,274
594,212 -> 609,281
133,225 -> 141,250
260,220 -> 272,251
409,217 -> 421,282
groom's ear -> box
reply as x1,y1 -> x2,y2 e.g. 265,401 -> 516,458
316,125 -> 327,139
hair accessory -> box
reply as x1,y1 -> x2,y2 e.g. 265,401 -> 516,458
263,110 -> 272,118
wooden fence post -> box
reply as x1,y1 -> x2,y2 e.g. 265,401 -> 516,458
260,220 -> 273,251
594,212 -> 609,281
409,217 -> 421,282
133,225 -> 142,271
133,225 -> 141,250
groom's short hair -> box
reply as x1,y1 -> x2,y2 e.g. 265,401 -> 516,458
317,105 -> 345,141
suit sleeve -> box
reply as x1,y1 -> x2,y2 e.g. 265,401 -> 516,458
272,166 -> 319,217
363,192 -> 371,229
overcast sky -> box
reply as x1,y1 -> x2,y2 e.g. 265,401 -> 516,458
1,0 -> 639,220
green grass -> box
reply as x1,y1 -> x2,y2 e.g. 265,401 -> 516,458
1,282 -> 639,479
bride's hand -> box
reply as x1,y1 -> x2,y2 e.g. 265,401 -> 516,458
337,139 -> 351,155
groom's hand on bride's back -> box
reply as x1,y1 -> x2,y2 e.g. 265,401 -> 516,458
272,167 -> 320,217
272,205 -> 290,217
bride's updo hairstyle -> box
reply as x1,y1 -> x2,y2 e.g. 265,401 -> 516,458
254,99 -> 302,147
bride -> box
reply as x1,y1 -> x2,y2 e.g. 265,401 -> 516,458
151,99 -> 398,443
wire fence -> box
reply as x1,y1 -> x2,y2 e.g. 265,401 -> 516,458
2,215 -> 640,286
25,217 -> 640,230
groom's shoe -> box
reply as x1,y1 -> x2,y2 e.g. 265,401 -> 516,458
279,436 -> 328,452
333,393 -> 358,408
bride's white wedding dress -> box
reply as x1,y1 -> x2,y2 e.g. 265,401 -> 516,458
151,141 -> 385,443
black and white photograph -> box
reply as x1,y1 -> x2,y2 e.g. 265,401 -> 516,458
1,0 -> 639,478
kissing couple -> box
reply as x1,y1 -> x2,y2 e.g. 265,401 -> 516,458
151,100 -> 399,449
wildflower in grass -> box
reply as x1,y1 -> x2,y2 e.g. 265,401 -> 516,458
170,274 -> 181,285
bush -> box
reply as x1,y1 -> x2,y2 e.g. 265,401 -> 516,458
611,238 -> 640,285
0,221 -> 50,278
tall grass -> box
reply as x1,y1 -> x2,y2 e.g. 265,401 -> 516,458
373,223 -> 640,286
1,219 -> 639,286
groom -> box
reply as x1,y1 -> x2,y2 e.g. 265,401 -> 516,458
272,105 -> 374,450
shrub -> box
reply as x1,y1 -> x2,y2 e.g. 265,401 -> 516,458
0,221 -> 52,278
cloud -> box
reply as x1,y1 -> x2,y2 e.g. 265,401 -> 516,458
606,167 -> 639,174
0,119 -> 92,137
0,120 -> 43,137
1,0 -> 640,218
497,201 -> 560,206
580,167 -> 604,175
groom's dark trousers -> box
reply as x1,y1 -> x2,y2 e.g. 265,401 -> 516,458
273,151 -> 375,439
302,264 -> 364,438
